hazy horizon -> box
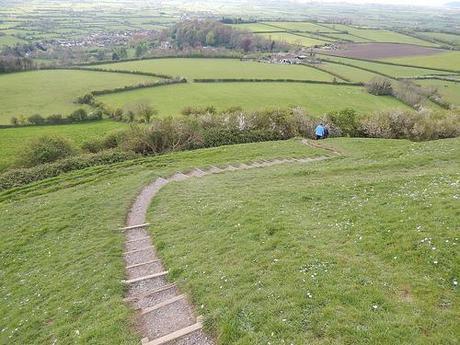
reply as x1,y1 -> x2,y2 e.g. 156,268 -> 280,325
295,0 -> 455,7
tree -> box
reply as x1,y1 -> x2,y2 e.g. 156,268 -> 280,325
205,31 -> 216,46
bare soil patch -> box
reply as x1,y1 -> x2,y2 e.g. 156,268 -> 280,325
319,43 -> 444,59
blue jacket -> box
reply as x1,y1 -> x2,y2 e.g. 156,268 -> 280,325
315,125 -> 325,136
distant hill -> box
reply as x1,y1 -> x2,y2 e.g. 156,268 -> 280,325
444,1 -> 460,8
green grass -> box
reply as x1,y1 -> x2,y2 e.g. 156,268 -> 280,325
321,55 -> 455,77
148,137 -> 460,344
317,62 -> 381,83
415,79 -> 460,106
229,23 -> 276,32
0,70 -> 158,123
256,32 -> 327,46
0,139 -> 323,344
97,82 -> 410,116
417,32 -> 460,46
0,34 -> 27,47
0,121 -> 126,171
384,51 -> 460,71
319,32 -> 371,43
320,24 -> 438,46
89,58 -> 334,81
262,21 -> 336,33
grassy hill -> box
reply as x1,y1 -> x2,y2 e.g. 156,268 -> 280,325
1,137 -> 458,344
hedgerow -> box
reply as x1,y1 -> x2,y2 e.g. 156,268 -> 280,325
0,150 -> 137,191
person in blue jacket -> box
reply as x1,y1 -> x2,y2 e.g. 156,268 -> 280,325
315,123 -> 326,140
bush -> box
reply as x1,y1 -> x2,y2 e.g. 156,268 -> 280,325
27,114 -> 46,125
46,114 -> 65,124
10,116 -> 19,126
0,150 -> 138,191
359,109 -> 460,141
324,108 -> 360,137
18,135 -> 76,167
181,105 -> 217,116
68,108 -> 88,122
366,77 -> 393,96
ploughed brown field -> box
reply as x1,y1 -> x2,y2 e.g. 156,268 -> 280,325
318,43 -> 444,59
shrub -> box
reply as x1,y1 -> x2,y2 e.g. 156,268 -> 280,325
0,150 -> 138,191
27,114 -> 46,125
68,108 -> 88,122
10,116 -> 19,126
76,93 -> 95,105
392,81 -> 424,108
18,135 -> 76,167
324,108 -> 360,137
46,114 -> 65,124
359,109 -> 460,141
181,105 -> 217,116
366,77 -> 393,96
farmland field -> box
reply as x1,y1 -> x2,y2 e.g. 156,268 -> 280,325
89,58 -> 335,80
0,121 -> 126,171
97,82 -> 410,116
384,51 -> 460,71
319,43 -> 444,59
261,21 -> 336,33
319,24 -> 439,47
0,70 -> 158,123
256,32 -> 329,47
417,32 -> 460,46
148,137 -> 460,344
319,55 -> 456,78
229,23 -> 276,32
316,62 -> 380,83
415,80 -> 460,107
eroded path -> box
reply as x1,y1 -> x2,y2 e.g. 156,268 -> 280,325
122,142 -> 334,345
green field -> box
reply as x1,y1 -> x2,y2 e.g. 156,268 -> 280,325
320,32 -> 371,43
415,79 -> 460,107
0,70 -> 158,123
89,58 -> 334,81
262,21 -> 335,33
0,139 -> 322,344
229,23 -> 276,32
317,62 -> 381,83
0,121 -> 126,171
320,24 -> 438,46
417,32 -> 460,46
321,55 -> 456,78
147,137 -> 460,344
97,82 -> 410,116
0,34 -> 27,47
384,51 -> 460,71
256,32 -> 328,47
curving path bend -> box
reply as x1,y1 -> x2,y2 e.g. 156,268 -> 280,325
121,140 -> 334,345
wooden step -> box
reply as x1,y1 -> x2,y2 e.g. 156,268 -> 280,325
119,223 -> 150,231
123,247 -> 154,255
124,271 -> 168,284
142,321 -> 203,345
140,294 -> 186,315
126,259 -> 161,270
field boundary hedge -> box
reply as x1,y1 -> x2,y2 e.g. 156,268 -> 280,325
192,78 -> 362,86
320,58 -> 394,79
88,77 -> 187,96
75,54 -> 244,67
299,62 -> 352,82
317,52 -> 460,74
65,66 -> 175,79
400,76 -> 460,83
